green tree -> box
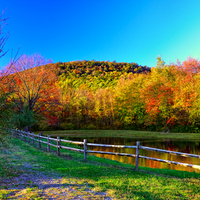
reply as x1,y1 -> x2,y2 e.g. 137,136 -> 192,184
12,105 -> 35,130
115,73 -> 146,129
156,55 -> 165,69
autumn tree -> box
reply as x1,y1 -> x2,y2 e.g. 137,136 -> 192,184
5,54 -> 60,130
172,57 -> 200,131
176,57 -> 200,74
140,57 -> 179,132
115,73 -> 146,129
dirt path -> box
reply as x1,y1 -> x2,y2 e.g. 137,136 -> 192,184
1,162 -> 113,199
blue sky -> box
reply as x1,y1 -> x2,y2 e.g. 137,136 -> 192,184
1,0 -> 200,69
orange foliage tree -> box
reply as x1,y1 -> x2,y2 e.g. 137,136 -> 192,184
5,54 -> 61,129
141,65 -> 177,131
173,57 -> 200,127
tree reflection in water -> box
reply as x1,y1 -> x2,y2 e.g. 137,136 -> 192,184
67,137 -> 200,173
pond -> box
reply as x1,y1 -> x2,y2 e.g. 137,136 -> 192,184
66,136 -> 200,173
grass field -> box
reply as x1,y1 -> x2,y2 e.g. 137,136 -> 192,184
1,132 -> 200,199
35,129 -> 200,141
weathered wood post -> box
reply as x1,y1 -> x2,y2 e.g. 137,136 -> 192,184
22,131 -> 25,141
38,134 -> 41,148
135,141 -> 140,171
32,133 -> 34,145
25,131 -> 27,141
28,132 -> 30,143
23,131 -> 25,141
84,139 -> 87,161
47,135 -> 50,152
24,131 -> 26,142
57,136 -> 60,156
21,130 -> 23,140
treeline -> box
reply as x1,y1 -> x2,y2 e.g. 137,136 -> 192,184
47,57 -> 200,133
1,55 -> 200,133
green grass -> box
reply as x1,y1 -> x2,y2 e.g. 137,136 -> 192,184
35,130 -> 200,141
1,133 -> 200,199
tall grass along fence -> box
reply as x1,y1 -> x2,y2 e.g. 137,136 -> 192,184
10,129 -> 200,171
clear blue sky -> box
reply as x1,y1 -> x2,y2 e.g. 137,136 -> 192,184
1,0 -> 200,69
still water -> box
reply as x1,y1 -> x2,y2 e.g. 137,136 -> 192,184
67,136 -> 200,173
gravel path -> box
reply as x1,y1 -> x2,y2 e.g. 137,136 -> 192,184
1,162 -> 113,200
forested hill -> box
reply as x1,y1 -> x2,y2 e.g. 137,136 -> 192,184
55,60 -> 151,89
57,60 -> 150,75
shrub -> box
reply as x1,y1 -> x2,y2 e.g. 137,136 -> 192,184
85,124 -> 95,130
60,122 -> 76,130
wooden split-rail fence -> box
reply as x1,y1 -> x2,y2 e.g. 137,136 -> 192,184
11,129 -> 200,171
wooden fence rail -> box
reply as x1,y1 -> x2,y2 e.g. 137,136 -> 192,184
10,129 -> 200,171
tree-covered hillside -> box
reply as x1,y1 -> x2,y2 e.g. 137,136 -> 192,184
57,60 -> 150,90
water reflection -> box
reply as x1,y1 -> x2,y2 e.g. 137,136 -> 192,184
67,137 -> 200,173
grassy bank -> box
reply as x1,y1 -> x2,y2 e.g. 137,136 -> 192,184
1,134 -> 200,199
35,130 -> 200,141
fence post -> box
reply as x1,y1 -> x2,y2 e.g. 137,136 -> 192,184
47,135 -> 50,152
32,133 -> 34,145
84,139 -> 87,161
135,141 -> 140,171
23,131 -> 24,141
21,130 -> 23,140
38,134 -> 41,148
28,132 -> 30,143
57,136 -> 60,156
24,131 -> 26,142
